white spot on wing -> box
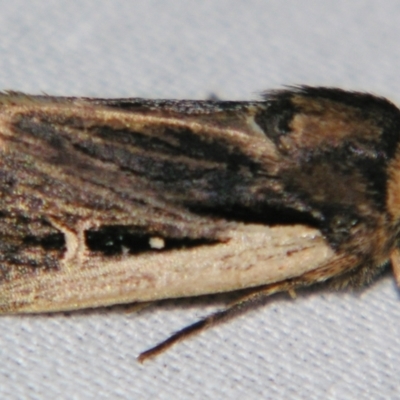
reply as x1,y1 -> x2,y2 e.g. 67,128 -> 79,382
149,237 -> 165,250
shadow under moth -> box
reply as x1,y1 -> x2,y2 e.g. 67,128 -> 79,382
1,86 -> 400,361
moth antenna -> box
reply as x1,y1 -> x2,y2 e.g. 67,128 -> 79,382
138,254 -> 357,362
137,281 -> 293,363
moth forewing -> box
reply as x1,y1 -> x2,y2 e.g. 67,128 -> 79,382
1,224 -> 334,313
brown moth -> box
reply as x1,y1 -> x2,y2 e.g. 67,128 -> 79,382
1,86 -> 400,361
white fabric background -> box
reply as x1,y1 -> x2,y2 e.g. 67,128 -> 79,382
0,1 -> 400,399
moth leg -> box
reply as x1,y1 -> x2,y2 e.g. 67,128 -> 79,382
137,282 -> 291,363
390,248 -> 400,287
138,254 -> 358,362
124,302 -> 153,313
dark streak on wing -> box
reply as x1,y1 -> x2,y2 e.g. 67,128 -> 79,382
85,125 -> 262,174
86,97 -> 258,114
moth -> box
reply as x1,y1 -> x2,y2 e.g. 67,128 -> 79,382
1,86 -> 400,362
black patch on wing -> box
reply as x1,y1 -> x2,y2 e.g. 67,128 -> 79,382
85,225 -> 217,256
0,214 -> 66,276
254,95 -> 298,144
